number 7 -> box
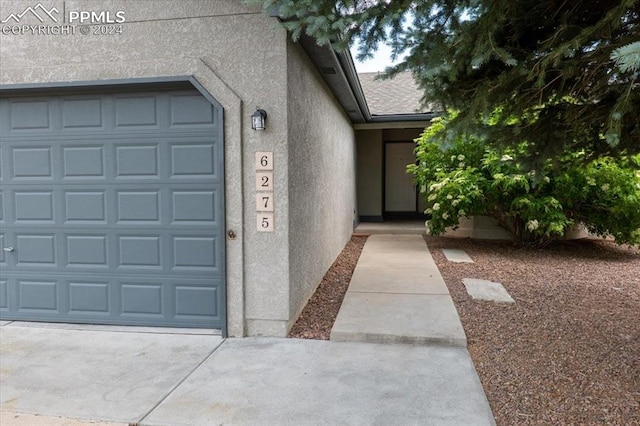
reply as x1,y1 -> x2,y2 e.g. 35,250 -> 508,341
256,192 -> 274,212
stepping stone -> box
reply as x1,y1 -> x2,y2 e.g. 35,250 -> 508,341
442,249 -> 474,263
463,278 -> 515,303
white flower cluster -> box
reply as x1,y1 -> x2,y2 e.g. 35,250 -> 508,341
526,219 -> 539,232
429,182 -> 445,192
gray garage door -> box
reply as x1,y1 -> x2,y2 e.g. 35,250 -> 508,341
0,88 -> 225,329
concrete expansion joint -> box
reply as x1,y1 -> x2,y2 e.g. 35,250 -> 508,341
349,290 -> 449,296
137,338 -> 228,424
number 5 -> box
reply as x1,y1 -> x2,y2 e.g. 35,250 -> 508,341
257,214 -> 274,232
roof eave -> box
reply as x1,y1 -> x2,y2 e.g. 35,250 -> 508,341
369,112 -> 437,122
296,33 -> 370,123
275,12 -> 431,125
354,114 -> 439,130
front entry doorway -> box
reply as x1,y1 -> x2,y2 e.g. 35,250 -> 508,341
384,142 -> 426,219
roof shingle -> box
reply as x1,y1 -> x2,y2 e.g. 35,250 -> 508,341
358,72 -> 432,116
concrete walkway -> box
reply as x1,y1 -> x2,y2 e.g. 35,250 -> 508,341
0,323 -> 495,425
331,234 -> 467,346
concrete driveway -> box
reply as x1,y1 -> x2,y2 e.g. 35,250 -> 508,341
0,322 -> 494,425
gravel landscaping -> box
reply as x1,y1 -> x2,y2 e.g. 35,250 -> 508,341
290,233 -> 639,425
426,236 -> 639,425
289,236 -> 367,340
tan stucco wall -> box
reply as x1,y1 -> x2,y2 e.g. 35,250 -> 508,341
285,40 -> 357,330
0,0 -> 296,337
443,216 -> 513,240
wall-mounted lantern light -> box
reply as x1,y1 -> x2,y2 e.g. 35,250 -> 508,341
251,108 -> 267,131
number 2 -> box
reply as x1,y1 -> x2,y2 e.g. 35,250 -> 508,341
255,172 -> 273,191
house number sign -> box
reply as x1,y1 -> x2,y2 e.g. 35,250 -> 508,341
255,151 -> 274,232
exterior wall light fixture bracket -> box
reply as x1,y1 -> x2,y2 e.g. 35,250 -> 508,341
251,108 -> 267,130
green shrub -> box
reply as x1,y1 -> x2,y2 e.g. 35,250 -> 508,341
408,117 -> 640,248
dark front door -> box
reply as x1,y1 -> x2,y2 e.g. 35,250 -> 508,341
384,142 -> 425,219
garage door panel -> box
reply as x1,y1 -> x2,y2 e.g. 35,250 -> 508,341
17,279 -> 59,312
66,235 -> 109,268
14,190 -> 55,222
0,234 -> 5,265
172,235 -> 219,271
67,280 -> 111,314
170,143 -> 217,177
62,98 -> 104,130
8,99 -> 52,131
115,144 -> 160,177
116,190 -> 161,223
0,232 -> 14,268
11,146 -> 54,180
64,191 -> 107,223
62,145 -> 106,178
171,190 -> 219,225
0,89 -> 224,329
0,279 -> 7,310
175,285 -> 219,319
1,272 -> 223,326
114,95 -> 159,129
118,235 -> 163,270
2,92 -> 219,137
121,282 -> 164,316
169,93 -> 216,127
16,234 -> 57,266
